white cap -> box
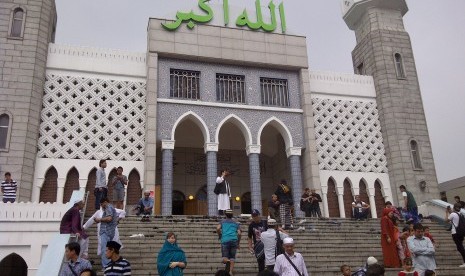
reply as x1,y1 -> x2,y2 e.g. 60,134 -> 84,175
283,237 -> 294,244
367,256 -> 378,266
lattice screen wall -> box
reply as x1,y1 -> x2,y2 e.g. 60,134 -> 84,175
312,98 -> 387,173
38,74 -> 146,161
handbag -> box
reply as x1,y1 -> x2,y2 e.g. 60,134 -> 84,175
214,179 -> 225,195
275,230 -> 284,256
283,253 -> 303,276
253,240 -> 265,259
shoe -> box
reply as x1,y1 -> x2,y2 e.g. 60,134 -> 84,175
459,263 -> 465,268
296,226 -> 305,232
225,260 -> 231,272
290,224 -> 294,229
298,219 -> 306,224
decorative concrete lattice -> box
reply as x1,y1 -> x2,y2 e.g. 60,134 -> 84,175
312,98 -> 387,173
38,74 -> 146,161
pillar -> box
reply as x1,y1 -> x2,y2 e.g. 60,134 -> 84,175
161,140 -> 174,216
321,185 -> 329,218
287,147 -> 304,218
57,177 -> 66,203
205,143 -> 218,216
247,145 -> 262,213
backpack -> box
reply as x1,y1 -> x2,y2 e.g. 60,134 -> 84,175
453,212 -> 465,236
275,229 -> 284,256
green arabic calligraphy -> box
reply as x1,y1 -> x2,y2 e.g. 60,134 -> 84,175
161,0 -> 214,30
162,0 -> 286,33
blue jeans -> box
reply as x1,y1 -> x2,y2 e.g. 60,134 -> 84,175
100,233 -> 112,268
94,188 -> 107,210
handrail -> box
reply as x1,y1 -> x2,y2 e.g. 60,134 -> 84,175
81,190 -> 90,226
36,190 -> 85,276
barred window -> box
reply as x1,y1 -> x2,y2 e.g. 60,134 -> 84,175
170,69 -> 200,100
394,53 -> 406,79
0,114 -> 10,149
410,140 -> 422,170
260,78 -> 289,107
10,8 -> 25,38
216,74 -> 245,103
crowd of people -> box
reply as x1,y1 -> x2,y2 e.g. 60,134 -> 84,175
4,163 -> 465,276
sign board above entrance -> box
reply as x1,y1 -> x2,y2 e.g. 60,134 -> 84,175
162,0 -> 287,33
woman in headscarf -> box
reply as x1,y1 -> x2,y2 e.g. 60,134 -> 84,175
381,208 -> 401,268
157,232 -> 187,276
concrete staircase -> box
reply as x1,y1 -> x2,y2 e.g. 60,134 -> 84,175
86,216 -> 465,275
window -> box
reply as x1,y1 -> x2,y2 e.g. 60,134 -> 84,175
357,63 -> 365,75
0,114 -> 11,150
216,74 -> 245,103
394,53 -> 406,79
260,78 -> 289,107
10,8 -> 25,38
410,140 -> 422,170
169,69 -> 200,100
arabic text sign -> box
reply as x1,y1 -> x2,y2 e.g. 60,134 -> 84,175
162,0 -> 286,33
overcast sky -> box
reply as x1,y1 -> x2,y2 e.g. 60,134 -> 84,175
54,0 -> 465,183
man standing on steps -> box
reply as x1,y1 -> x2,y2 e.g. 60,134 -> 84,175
216,168 -> 231,216
407,223 -> 436,276
60,242 -> 92,276
248,209 -> 267,272
275,179 -> 294,230
274,237 -> 309,276
95,159 -> 108,210
216,209 -> 241,275
446,203 -> 465,268
94,197 -> 118,269
400,185 -> 419,223
261,219 -> 288,271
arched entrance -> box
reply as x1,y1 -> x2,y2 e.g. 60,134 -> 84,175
0,253 -> 28,276
327,178 -> 340,217
241,192 -> 252,214
127,169 -> 142,208
172,190 -> 185,215
85,168 -> 97,216
359,179 -> 370,204
343,178 -> 354,218
40,166 -> 57,203
374,180 -> 385,218
63,167 -> 79,203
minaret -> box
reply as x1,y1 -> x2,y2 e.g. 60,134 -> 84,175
0,0 -> 57,201
342,0 -> 439,205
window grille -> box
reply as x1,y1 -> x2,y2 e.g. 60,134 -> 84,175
10,8 -> 24,37
216,74 -> 245,103
410,140 -> 422,169
170,69 -> 200,100
260,78 -> 289,107
0,114 -> 10,149
394,53 -> 406,79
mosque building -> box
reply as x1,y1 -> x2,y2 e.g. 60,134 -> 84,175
0,0 -> 439,219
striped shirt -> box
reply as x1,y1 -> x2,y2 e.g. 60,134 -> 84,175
96,167 -> 107,189
104,257 -> 131,275
274,252 -> 310,276
1,179 -> 17,200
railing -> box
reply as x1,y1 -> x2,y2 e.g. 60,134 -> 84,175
418,199 -> 453,224
36,190 -> 86,276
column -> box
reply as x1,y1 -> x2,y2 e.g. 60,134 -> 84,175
247,145 -> 262,213
337,188 -> 346,218
205,143 -> 218,216
287,147 -> 304,218
368,186 -> 377,218
321,185 -> 329,218
161,140 -> 174,216
57,178 -> 66,203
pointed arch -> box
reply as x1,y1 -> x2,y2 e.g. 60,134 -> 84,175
40,166 -> 57,203
63,167 -> 79,203
257,117 -> 294,150
127,169 -> 142,207
171,111 -> 210,143
0,253 -> 28,276
358,178 -> 370,206
215,114 -> 253,146
85,168 -> 97,216
374,179 -> 385,218
343,178 -> 354,218
107,168 -> 118,202
327,177 -> 339,217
